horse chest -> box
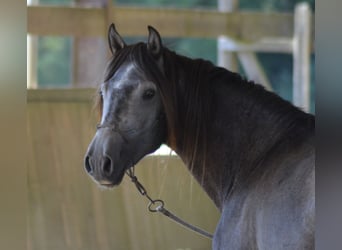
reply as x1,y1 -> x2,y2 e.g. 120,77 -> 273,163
213,196 -> 258,250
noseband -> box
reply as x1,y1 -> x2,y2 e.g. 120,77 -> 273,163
96,112 -> 164,136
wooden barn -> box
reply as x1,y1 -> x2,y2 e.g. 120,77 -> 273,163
27,0 -> 314,249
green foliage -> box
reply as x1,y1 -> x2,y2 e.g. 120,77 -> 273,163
39,0 -> 73,4
255,53 -> 293,101
115,0 -> 216,8
164,38 -> 217,64
37,37 -> 71,87
239,0 -> 315,11
35,1 -> 73,88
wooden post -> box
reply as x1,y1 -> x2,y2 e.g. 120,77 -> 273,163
217,0 -> 238,72
217,0 -> 272,90
293,3 -> 311,112
27,35 -> 38,89
72,0 -> 108,88
27,0 -> 38,89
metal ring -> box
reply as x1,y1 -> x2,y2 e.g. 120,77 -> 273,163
148,199 -> 164,213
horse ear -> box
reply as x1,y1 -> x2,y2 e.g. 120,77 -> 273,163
147,26 -> 162,58
108,23 -> 126,55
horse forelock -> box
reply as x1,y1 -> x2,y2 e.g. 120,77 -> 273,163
94,43 -> 145,121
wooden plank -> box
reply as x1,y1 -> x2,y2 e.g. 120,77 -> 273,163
112,8 -> 295,41
28,6 -> 295,41
110,7 -> 235,38
219,38 -> 293,53
27,6 -> 106,37
27,88 -> 96,102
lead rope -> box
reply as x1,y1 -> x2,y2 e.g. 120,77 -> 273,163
126,167 -> 213,239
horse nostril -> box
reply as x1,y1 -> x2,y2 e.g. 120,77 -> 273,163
85,156 -> 93,175
102,156 -> 113,177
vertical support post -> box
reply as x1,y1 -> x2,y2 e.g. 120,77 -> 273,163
217,0 -> 238,72
293,3 -> 312,112
72,0 -> 108,88
217,0 -> 271,91
27,35 -> 38,89
27,0 -> 38,89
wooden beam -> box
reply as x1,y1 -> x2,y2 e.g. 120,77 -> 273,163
115,8 -> 295,41
27,88 -> 96,102
219,38 -> 293,53
28,6 -> 295,41
28,6 -> 106,37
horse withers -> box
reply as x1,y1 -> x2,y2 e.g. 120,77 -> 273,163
84,24 -> 315,249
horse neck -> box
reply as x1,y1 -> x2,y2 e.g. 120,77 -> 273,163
213,78 -> 314,202
163,54 -> 314,209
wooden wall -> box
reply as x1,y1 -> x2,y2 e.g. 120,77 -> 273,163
27,89 -> 219,250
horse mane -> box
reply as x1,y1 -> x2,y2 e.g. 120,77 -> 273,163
96,42 -> 314,181
159,49 -> 216,177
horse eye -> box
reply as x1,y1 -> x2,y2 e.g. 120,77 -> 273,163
142,89 -> 155,100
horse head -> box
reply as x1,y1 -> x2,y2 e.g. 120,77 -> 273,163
84,24 -> 166,187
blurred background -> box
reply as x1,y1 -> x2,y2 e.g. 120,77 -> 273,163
27,0 -> 315,249
28,0 -> 315,113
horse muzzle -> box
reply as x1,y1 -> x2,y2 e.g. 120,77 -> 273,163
84,128 -> 127,187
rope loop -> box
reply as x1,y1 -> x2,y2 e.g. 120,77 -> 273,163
148,199 -> 165,213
